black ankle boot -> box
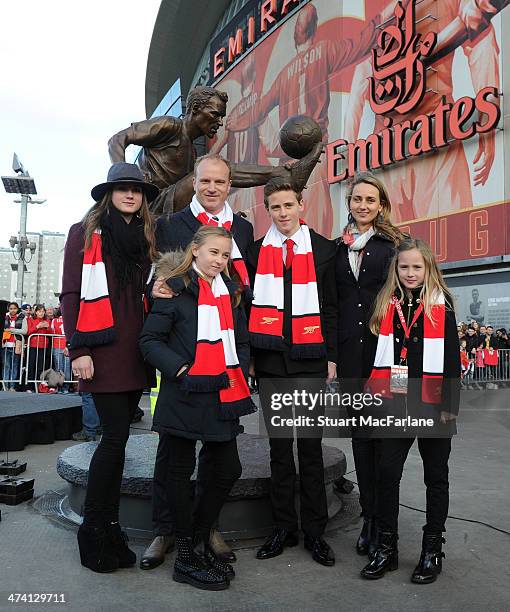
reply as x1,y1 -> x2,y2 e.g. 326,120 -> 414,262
195,535 -> 235,580
360,531 -> 398,580
77,524 -> 119,573
105,522 -> 136,568
356,517 -> 377,559
411,533 -> 445,584
173,536 -> 229,591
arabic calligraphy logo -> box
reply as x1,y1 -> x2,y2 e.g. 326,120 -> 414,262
369,0 -> 437,115
261,317 -> 279,325
302,325 -> 320,335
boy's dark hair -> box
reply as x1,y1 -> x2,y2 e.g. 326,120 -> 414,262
263,180 -> 302,208
8,302 -> 19,309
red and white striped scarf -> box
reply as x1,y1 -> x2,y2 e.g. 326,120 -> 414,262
367,291 -> 446,404
70,230 -> 115,348
190,195 -> 250,288
181,265 -> 256,420
249,222 -> 325,359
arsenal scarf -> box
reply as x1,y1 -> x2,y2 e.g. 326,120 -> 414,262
181,265 -> 256,420
69,230 -> 115,349
249,222 -> 325,359
190,195 -> 250,288
367,291 -> 446,404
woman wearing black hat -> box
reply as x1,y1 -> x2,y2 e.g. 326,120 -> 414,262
61,163 -> 158,573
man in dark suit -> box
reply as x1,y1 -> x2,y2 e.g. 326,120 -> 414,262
143,154 -> 254,570
247,180 -> 337,567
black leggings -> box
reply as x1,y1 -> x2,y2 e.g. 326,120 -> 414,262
162,434 -> 242,538
377,437 -> 452,533
83,390 -> 142,527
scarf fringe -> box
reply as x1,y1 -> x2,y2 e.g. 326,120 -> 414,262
69,327 -> 115,349
249,332 -> 285,352
180,373 -> 230,393
216,396 -> 258,421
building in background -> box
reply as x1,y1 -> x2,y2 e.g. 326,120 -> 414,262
0,231 -> 65,305
0,247 -> 16,301
144,0 -> 510,327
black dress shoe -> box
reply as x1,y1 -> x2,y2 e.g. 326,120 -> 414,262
256,528 -> 299,560
140,535 -> 175,570
304,535 -> 335,567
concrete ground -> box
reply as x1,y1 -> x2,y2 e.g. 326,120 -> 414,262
0,389 -> 508,612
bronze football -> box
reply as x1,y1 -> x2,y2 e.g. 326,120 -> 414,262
279,115 -> 322,159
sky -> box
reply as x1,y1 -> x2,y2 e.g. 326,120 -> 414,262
0,0 -> 161,245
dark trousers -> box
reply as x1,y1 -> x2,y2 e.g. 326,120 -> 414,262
268,436 -> 328,536
377,437 -> 452,533
259,371 -> 329,537
151,434 -> 211,536
162,434 -> 241,538
352,438 -> 381,518
83,390 -> 142,526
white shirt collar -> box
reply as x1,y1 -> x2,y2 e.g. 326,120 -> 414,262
275,225 -> 303,247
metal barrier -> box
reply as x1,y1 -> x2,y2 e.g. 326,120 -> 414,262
462,349 -> 510,389
23,333 -> 74,393
1,330 -> 26,391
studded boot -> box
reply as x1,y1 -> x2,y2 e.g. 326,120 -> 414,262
173,536 -> 229,591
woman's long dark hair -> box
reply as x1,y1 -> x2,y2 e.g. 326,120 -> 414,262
82,190 -> 157,262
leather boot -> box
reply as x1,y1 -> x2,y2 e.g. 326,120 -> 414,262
411,533 -> 445,584
105,522 -> 136,568
173,536 -> 229,591
356,517 -> 378,559
360,531 -> 398,580
209,528 -> 236,563
77,524 -> 119,573
194,533 -> 235,579
140,535 -> 175,570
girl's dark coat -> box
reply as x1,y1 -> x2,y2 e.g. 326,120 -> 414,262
139,267 -> 249,442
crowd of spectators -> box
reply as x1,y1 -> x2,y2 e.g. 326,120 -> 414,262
1,301 -> 73,392
457,320 -> 510,389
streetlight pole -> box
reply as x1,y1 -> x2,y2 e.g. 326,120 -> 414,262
13,195 -> 34,301
2,154 -> 45,302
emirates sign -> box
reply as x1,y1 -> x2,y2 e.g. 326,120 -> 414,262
326,0 -> 501,184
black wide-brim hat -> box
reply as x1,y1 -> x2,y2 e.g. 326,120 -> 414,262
91,162 -> 160,203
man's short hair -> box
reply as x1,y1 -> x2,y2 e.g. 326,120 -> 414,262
263,180 -> 303,208
186,86 -> 228,115
193,154 -> 232,180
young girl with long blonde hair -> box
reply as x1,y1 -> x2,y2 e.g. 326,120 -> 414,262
361,238 -> 460,584
139,225 -> 255,591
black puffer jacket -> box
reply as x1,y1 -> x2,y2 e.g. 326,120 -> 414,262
139,264 -> 250,442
